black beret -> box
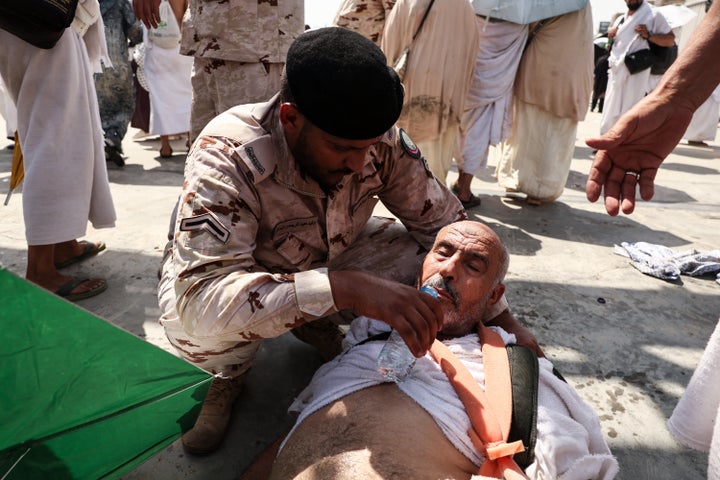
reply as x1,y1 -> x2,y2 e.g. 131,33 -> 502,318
286,27 -> 404,140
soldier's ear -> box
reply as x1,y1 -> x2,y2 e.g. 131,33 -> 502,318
280,102 -> 304,135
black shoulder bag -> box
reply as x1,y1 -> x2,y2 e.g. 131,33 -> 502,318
0,0 -> 79,49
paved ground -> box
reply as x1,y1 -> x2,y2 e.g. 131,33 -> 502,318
1,111 -> 718,480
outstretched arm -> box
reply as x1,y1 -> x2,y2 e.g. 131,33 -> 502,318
585,1 -> 720,215
485,309 -> 544,357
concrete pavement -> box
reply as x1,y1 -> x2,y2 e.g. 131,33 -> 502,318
1,111 -> 718,480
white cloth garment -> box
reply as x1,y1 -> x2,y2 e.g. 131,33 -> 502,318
0,76 -> 17,138
0,27 -> 116,245
143,27 -> 193,136
454,19 -> 528,174
496,101 -> 578,201
417,126 -> 459,186
600,2 -> 672,134
74,0 -> 112,73
285,317 -> 619,479
684,86 -> 720,143
614,241 -> 720,283
668,319 -> 720,480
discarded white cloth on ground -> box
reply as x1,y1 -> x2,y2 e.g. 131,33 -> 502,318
285,316 -> 619,479
614,242 -> 720,283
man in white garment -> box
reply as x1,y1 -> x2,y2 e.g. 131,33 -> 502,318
380,0 -> 478,190
495,4 -> 593,205
452,16 -> 528,208
269,221 -> 618,480
599,0 -> 674,135
0,1 -> 116,301
684,85 -> 720,146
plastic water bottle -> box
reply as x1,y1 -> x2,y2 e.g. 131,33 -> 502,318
377,285 -> 439,382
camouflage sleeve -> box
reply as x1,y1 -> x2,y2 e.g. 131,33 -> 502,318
376,128 -> 466,250
172,139 -> 333,341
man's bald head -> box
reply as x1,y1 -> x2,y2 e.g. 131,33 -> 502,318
420,221 -> 508,336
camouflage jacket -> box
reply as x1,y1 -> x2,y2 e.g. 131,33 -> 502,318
167,95 -> 465,339
180,0 -> 304,63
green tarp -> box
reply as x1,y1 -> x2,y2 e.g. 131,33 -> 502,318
0,269 -> 212,479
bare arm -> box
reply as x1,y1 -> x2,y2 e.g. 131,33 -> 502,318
586,1 -> 720,215
132,0 -> 162,29
485,309 -> 544,357
635,23 -> 675,47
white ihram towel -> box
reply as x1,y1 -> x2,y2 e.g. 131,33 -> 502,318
668,319 -> 720,479
285,317 -> 618,479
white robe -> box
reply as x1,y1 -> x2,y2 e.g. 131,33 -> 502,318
284,317 -> 619,480
454,19 -> 528,175
143,28 -> 193,136
668,319 -> 720,479
380,0 -> 478,183
684,86 -> 720,143
600,2 -> 672,134
0,76 -> 17,138
496,5 -> 593,202
0,23 -> 116,245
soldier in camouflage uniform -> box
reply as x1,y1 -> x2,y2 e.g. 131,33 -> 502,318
156,28 -> 533,455
132,0 -> 304,141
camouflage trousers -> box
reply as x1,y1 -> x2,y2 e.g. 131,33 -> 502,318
159,217 -> 429,379
190,58 -> 284,141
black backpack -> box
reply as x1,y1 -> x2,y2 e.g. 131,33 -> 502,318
650,42 -> 678,75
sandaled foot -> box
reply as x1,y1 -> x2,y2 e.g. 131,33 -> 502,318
55,241 -> 106,269
160,146 -> 173,158
55,276 -> 108,301
450,184 -> 481,209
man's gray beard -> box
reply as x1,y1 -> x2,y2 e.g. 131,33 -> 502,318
441,293 -> 491,337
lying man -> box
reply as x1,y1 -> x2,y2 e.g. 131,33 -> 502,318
269,221 -> 619,479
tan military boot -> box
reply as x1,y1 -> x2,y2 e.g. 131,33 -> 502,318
181,374 -> 246,455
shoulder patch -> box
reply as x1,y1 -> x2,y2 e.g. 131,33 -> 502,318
399,128 -> 421,159
236,135 -> 276,184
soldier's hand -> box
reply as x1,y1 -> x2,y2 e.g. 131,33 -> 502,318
330,271 -> 444,357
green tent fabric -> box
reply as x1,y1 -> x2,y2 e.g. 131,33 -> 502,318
0,269 -> 212,479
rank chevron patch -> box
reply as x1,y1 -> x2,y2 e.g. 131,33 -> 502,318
179,212 -> 230,243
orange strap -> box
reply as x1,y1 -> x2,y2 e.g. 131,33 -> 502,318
429,324 -> 529,480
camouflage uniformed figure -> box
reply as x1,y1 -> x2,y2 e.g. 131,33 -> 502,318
132,0 -> 305,141
158,99 -> 465,377
181,0 -> 304,140
333,0 -> 396,45
155,27 -> 468,455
